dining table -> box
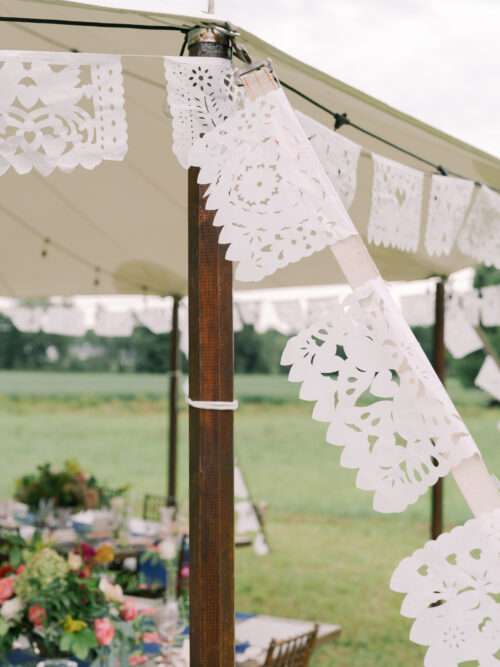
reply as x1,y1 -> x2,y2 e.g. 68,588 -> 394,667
127,596 -> 342,666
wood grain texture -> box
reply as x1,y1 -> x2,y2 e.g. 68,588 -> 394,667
188,33 -> 235,667
431,278 -> 446,539
167,294 -> 180,509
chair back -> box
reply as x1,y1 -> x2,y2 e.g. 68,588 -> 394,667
142,494 -> 166,522
263,624 -> 319,667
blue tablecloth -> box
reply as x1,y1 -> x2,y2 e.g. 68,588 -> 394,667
7,652 -> 88,666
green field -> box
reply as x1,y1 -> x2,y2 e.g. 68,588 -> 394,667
0,370 -> 498,666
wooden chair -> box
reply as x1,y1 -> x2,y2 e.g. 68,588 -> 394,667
142,494 -> 166,522
263,625 -> 319,667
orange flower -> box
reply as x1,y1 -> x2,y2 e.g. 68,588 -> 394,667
94,544 -> 115,566
28,604 -> 46,627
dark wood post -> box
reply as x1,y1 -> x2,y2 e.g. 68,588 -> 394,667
187,27 -> 235,667
431,278 -> 446,539
167,294 -> 180,509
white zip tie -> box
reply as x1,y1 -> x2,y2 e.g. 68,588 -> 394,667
187,398 -> 239,411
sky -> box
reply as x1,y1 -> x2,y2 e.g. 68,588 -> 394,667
191,0 -> 500,157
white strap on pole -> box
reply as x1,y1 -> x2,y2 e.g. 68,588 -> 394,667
187,398 -> 239,411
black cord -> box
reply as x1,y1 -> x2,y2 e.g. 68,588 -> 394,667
281,79 -> 449,172
1,17 -> 497,191
279,79 -> 500,192
346,118 -> 438,170
178,32 -> 188,57
0,16 -> 188,32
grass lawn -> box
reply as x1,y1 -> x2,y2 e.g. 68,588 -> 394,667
0,370 -> 498,666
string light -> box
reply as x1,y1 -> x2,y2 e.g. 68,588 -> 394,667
0,203 -> 165,295
41,238 -> 50,258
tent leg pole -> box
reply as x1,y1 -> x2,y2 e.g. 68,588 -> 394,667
431,277 -> 446,539
188,29 -> 234,667
167,294 -> 180,509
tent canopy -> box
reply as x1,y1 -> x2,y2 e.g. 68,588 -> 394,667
1,0 -> 499,297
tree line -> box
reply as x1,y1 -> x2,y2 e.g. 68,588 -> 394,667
0,267 -> 497,387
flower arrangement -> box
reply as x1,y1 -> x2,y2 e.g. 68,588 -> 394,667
0,538 -> 155,665
14,460 -> 128,513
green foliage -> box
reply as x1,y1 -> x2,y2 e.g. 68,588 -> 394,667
0,539 -> 153,663
474,265 -> 500,289
0,317 -> 290,375
235,326 -> 288,374
14,460 -> 127,512
59,627 -> 98,661
0,317 -> 172,374
15,548 -> 69,601
0,531 -> 43,570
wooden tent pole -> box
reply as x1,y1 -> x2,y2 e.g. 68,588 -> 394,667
187,28 -> 235,667
167,294 -> 180,509
431,278 -> 446,539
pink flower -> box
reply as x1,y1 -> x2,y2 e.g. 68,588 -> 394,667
0,578 -> 15,604
129,656 -> 147,666
28,604 -> 46,627
143,632 -> 160,644
78,543 -> 96,562
120,600 -> 137,622
180,565 -> 190,579
94,618 -> 115,646
16,565 -> 25,575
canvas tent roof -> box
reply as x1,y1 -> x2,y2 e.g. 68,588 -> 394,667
0,0 -> 499,297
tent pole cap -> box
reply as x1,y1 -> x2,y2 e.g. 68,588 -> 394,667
187,24 -> 234,57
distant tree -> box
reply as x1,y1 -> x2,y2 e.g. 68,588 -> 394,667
235,326 -> 287,374
474,265 -> 500,289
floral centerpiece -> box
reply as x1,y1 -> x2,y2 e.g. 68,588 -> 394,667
14,460 -> 128,513
0,539 -> 155,665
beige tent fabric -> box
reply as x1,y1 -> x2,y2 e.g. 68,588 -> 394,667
0,0 -> 499,297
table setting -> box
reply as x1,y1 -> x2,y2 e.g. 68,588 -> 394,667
0,460 -> 338,665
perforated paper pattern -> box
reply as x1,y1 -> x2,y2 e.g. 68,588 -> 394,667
475,356 -> 500,402
0,51 -> 127,175
297,111 -> 361,210
281,278 -> 477,513
425,176 -> 474,256
189,88 -> 357,282
391,509 -> 500,667
458,186 -> 500,268
480,285 -> 500,327
164,56 -> 243,169
368,154 -> 424,252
